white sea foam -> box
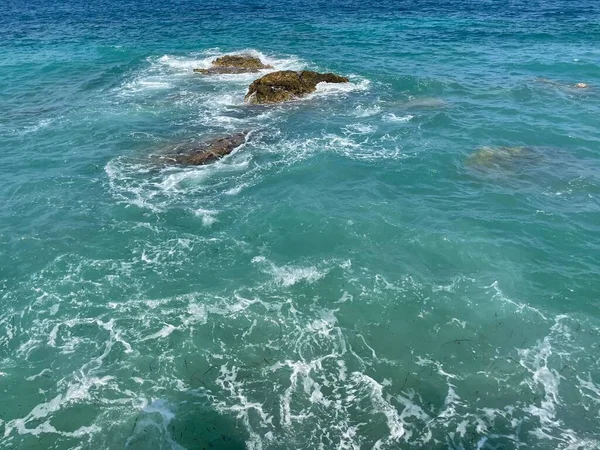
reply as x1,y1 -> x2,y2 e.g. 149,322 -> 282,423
159,48 -> 303,73
449,318 -> 467,329
118,48 -> 304,98
487,280 -> 547,319
343,123 -> 377,135
273,132 -> 406,162
352,372 -> 405,447
383,113 -> 414,123
272,264 -> 324,287
577,374 -> 600,404
127,399 -> 185,450
313,78 -> 371,98
214,364 -> 273,450
8,252 -> 599,449
194,208 -> 219,226
4,374 -> 112,438
353,104 -> 381,117
141,324 -> 177,341
19,117 -> 58,135
252,256 -> 327,287
25,368 -> 51,381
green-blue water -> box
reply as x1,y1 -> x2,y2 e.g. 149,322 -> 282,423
2,0 -> 600,448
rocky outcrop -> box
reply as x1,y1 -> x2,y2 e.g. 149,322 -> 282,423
245,70 -> 350,104
194,55 -> 272,75
164,132 -> 248,165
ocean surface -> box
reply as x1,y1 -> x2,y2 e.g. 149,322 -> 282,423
1,0 -> 600,448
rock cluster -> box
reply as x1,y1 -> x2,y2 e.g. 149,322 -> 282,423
171,55 -> 351,165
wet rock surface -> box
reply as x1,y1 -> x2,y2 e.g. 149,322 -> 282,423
194,55 -> 272,75
245,70 -> 349,104
163,132 -> 248,165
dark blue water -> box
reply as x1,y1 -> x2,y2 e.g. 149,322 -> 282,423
1,0 -> 600,448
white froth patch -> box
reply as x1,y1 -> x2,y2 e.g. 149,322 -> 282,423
158,49 -> 303,76
353,104 -> 381,117
204,48 -> 304,72
141,324 -> 177,341
104,159 -> 165,213
183,303 -> 208,326
120,78 -> 173,95
14,117 -> 59,136
276,132 -> 405,162
307,309 -> 338,336
214,364 -> 272,449
344,123 -> 377,135
272,265 -> 324,287
127,399 -> 185,450
25,369 -> 51,381
117,48 -> 303,102
158,54 -> 209,71
456,419 -> 469,437
4,375 -> 112,438
438,384 -> 463,420
312,77 -> 371,98
351,372 -> 405,447
252,256 -> 326,286
224,182 -> 248,196
141,398 -> 176,421
195,208 -> 218,226
518,337 -> 562,431
487,281 -> 547,319
323,134 -> 361,150
577,374 -> 600,404
49,303 -> 59,315
383,113 -> 414,123
415,356 -> 459,380
335,291 -> 353,304
157,168 -> 211,191
449,318 -> 467,329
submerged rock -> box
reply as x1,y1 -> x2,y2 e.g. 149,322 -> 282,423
403,97 -> 448,109
536,78 -> 591,91
164,132 -> 248,165
467,146 -> 536,168
194,54 -> 272,75
245,70 -> 350,104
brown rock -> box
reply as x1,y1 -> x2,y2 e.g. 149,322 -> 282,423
193,67 -> 260,75
244,70 -> 350,104
193,54 -> 272,75
165,132 -> 248,166
212,55 -> 272,69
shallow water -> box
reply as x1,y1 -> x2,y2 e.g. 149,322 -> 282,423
1,0 -> 600,448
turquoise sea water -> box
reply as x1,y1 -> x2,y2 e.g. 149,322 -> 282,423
2,0 -> 600,448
